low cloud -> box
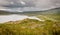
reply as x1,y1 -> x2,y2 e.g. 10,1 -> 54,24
0,0 -> 60,11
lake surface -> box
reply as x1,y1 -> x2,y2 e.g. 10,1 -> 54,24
0,14 -> 43,23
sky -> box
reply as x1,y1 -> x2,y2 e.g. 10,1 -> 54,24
0,0 -> 60,12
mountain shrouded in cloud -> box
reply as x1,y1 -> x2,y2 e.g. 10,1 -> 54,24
0,0 -> 60,12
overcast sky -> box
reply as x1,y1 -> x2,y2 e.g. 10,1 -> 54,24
0,0 -> 60,11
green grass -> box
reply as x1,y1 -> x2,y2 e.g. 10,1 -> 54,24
0,18 -> 60,35
37,14 -> 60,21
0,8 -> 60,35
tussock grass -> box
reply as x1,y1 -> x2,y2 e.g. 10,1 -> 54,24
0,18 -> 60,35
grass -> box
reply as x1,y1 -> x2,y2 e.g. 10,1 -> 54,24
0,9 -> 60,35
0,18 -> 60,35
0,8 -> 60,35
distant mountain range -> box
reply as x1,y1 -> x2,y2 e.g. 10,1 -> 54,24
0,7 -> 60,15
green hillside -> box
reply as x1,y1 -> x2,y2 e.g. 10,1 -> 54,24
0,7 -> 60,15
0,8 -> 60,35
19,7 -> 60,15
0,18 -> 60,35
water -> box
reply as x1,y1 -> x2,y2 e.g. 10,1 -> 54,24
0,14 -> 44,23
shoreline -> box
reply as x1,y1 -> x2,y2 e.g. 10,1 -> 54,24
0,14 -> 44,23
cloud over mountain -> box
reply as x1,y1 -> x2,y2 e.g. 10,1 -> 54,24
0,0 -> 60,11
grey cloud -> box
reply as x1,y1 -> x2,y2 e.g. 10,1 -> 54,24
0,0 -> 60,8
0,0 -> 35,8
0,0 -> 60,11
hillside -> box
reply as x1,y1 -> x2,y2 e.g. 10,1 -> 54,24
0,7 -> 60,15
0,10 -> 13,15
0,18 -> 60,35
23,7 -> 60,15
0,7 -> 60,35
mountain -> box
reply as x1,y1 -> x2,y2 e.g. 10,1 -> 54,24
9,7 -> 60,15
0,10 -> 14,15
0,7 -> 60,15
43,7 -> 60,14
